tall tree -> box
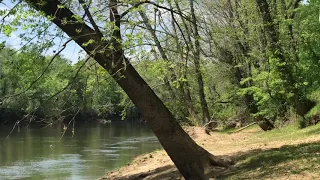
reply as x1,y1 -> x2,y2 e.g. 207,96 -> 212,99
23,0 -> 233,178
139,10 -> 197,121
138,11 -> 178,101
255,0 -> 315,117
168,0 -> 198,122
189,0 -> 211,124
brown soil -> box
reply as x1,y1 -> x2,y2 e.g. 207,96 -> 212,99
99,126 -> 320,180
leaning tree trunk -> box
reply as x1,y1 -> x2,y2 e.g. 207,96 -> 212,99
25,0 -> 233,178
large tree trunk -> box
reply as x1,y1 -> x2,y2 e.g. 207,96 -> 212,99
25,0 -> 233,178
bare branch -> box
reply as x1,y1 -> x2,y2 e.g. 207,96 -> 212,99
119,0 -> 193,24
120,0 -> 151,18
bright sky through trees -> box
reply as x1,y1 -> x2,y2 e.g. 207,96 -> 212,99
0,0 -> 83,63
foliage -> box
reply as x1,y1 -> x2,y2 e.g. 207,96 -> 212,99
0,47 -> 125,122
0,0 -> 320,128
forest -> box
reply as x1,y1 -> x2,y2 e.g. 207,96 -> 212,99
0,0 -> 319,179
1,0 -> 319,129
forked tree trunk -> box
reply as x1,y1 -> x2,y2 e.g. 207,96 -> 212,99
25,0 -> 233,178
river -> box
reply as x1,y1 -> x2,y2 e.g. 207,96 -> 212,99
0,122 -> 162,179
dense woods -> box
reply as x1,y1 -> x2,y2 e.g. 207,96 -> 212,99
0,47 -> 130,124
1,0 -> 320,178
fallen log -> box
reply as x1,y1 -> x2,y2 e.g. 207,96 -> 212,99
230,122 -> 257,134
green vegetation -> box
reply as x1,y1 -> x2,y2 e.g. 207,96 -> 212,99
0,47 -> 127,124
0,0 -> 319,178
219,123 -> 320,179
223,143 -> 320,179
1,0 -> 320,129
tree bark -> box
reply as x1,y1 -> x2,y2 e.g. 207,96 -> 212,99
25,0 -> 233,178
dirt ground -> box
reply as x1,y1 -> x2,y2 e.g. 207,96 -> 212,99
99,125 -> 320,180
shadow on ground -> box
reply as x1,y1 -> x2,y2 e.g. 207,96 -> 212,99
102,165 -> 180,180
103,142 -> 319,180
218,142 -> 320,179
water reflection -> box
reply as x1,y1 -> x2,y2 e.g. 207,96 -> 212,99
0,122 -> 161,179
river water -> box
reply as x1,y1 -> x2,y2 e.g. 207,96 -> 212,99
0,122 -> 162,179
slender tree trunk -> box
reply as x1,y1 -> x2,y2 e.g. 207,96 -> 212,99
189,0 -> 211,124
168,0 -> 198,121
138,11 -> 177,100
25,0 -> 233,178
279,0 -> 300,63
174,0 -> 212,125
139,10 -> 192,120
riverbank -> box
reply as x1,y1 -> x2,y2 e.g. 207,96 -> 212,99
100,124 -> 320,179
0,107 -> 137,126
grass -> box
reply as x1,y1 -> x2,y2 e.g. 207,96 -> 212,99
256,123 -> 320,139
218,123 -> 320,180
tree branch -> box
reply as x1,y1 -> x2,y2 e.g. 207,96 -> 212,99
120,0 -> 192,24
78,0 -> 103,37
120,0 -> 151,18
0,1 -> 22,32
25,0 -> 102,58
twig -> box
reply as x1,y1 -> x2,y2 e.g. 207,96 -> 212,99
0,1 -> 22,32
78,0 -> 103,37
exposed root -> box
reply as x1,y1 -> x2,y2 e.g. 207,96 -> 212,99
207,153 -> 235,169
176,152 -> 235,180
198,152 -> 235,179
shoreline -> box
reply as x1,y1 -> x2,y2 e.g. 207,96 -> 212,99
99,125 -> 320,179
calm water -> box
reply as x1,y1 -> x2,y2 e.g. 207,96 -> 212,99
0,122 -> 162,180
